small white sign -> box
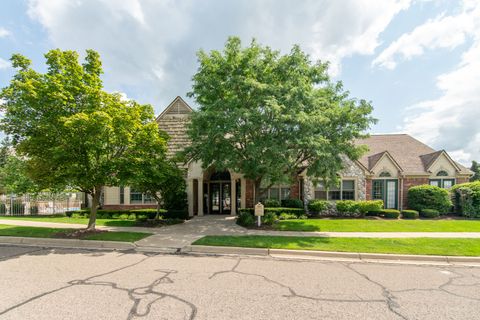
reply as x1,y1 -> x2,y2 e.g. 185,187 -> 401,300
254,202 -> 264,217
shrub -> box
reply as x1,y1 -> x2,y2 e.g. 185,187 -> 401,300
278,212 -> 298,220
237,211 -> 255,227
366,210 -> 383,217
357,200 -> 383,216
128,213 -> 136,220
408,185 -> 452,213
420,209 -> 440,218
297,214 -> 309,219
262,212 -> 277,225
0,203 -> 6,215
336,200 -> 359,214
451,181 -> 480,218
382,209 -> 400,219
308,200 -> 329,213
119,213 -> 130,220
72,213 -> 85,218
130,209 -> 165,220
29,205 -> 39,215
281,198 -> 303,208
401,210 -> 419,219
263,199 -> 281,207
264,207 -> 305,217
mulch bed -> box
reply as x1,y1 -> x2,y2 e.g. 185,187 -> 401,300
53,229 -> 107,239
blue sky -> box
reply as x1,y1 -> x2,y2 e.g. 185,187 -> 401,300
0,0 -> 479,165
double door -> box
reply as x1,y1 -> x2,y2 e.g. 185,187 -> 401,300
209,182 -> 231,214
372,179 -> 398,209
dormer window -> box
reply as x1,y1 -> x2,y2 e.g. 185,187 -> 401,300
430,170 -> 454,189
436,170 -> 448,176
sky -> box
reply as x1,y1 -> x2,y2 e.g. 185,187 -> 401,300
0,0 -> 479,165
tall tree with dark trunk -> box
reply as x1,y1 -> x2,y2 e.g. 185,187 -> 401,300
184,37 -> 376,203
0,50 -> 167,229
471,161 -> 480,182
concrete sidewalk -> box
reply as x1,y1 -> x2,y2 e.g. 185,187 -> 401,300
2,216 -> 480,252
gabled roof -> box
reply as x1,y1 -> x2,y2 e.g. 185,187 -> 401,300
368,150 -> 403,172
156,96 -> 193,159
156,96 -> 193,121
355,134 -> 472,175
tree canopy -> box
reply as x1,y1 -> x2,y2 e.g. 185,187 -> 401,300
184,37 -> 376,201
471,161 -> 480,182
0,49 -> 168,229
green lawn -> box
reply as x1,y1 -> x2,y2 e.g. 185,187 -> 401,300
0,216 -> 137,227
274,219 -> 480,232
193,235 -> 480,256
0,224 -> 151,242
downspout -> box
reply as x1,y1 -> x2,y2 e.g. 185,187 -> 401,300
399,176 -> 403,211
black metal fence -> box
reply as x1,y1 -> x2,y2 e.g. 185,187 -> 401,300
0,193 -> 83,216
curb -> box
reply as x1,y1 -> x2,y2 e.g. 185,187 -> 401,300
185,245 -> 480,264
0,236 -> 135,251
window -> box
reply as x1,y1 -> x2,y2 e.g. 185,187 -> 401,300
342,180 -> 355,200
316,179 -> 356,201
437,170 -> 448,176
379,171 -> 391,177
314,183 -> 327,200
430,178 -> 455,189
261,185 -> 292,201
119,187 -> 124,204
372,180 -> 383,200
130,188 -> 143,204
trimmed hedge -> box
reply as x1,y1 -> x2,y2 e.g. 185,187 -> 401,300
336,200 -> 384,216
237,211 -> 255,227
420,209 -> 440,218
262,199 -> 281,207
307,200 -> 330,213
401,210 -> 419,219
281,198 -> 304,208
408,185 -> 452,213
64,208 -> 188,220
382,209 -> 400,219
239,207 -> 305,217
451,181 -> 480,218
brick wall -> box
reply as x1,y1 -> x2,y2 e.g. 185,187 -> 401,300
290,177 -> 301,199
456,177 -> 470,184
245,179 -> 255,208
402,177 -> 429,209
365,179 -> 372,200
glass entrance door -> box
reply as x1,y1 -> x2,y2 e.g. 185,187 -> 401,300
209,182 -> 231,214
372,179 -> 398,209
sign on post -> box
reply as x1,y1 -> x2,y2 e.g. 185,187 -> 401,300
254,202 -> 264,227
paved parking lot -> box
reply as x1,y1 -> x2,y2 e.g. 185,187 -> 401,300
0,244 -> 479,319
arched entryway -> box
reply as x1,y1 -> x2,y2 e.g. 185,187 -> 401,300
206,170 -> 232,214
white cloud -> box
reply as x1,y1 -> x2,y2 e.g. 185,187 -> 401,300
26,0 -> 410,111
402,5 -> 480,164
373,1 -> 479,69
0,57 -> 10,69
0,27 -> 10,38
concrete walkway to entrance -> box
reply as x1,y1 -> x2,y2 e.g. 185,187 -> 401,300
2,216 -> 480,251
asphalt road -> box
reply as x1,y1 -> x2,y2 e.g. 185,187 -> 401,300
0,245 -> 479,319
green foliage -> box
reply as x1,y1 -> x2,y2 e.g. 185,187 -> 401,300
0,155 -> 40,194
262,212 -> 277,225
281,198 -> 303,208
0,49 -> 168,229
420,209 -> 440,218
336,200 -> 358,213
263,199 -> 281,207
239,207 -> 305,217
184,37 -> 375,203
382,209 -> 400,219
408,185 -> 452,213
451,181 -> 480,218
237,212 -> 255,227
366,210 -> 383,217
401,210 -> 419,219
278,213 -> 298,220
130,209 -> 166,220
470,161 -> 480,182
357,200 -> 384,215
308,200 -> 330,213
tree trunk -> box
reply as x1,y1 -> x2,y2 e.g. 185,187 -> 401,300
154,194 -> 162,220
87,186 -> 102,230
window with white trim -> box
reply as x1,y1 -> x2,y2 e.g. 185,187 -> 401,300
314,179 -> 356,200
259,186 -> 291,201
130,188 -> 156,204
429,171 -> 455,189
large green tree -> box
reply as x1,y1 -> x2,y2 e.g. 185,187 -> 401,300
0,155 -> 40,195
185,37 -> 375,202
0,49 -> 167,229
471,161 -> 480,182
